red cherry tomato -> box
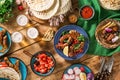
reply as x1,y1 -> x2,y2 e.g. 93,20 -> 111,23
80,66 -> 85,72
18,5 -> 24,11
39,68 -> 47,74
45,64 -> 49,68
38,53 -> 47,59
34,53 -> 54,74
47,56 -> 52,60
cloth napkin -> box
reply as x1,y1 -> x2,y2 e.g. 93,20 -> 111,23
77,0 -> 120,56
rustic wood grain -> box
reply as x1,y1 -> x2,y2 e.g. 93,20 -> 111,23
0,0 -> 120,80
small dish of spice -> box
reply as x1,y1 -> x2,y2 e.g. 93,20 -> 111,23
79,5 -> 95,20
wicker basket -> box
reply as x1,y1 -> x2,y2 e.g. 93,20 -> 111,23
95,19 -> 120,49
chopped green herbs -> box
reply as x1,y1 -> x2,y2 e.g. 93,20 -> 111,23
74,44 -> 80,50
63,39 -> 68,43
61,31 -> 69,36
77,34 -> 85,42
0,0 -> 14,23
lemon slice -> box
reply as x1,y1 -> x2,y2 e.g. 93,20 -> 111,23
63,46 -> 69,56
80,72 -> 87,80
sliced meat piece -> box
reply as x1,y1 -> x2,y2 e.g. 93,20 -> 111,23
70,31 -> 80,39
59,34 -> 71,43
56,43 -> 68,49
0,29 -> 6,45
2,35 -> 8,49
13,60 -> 20,73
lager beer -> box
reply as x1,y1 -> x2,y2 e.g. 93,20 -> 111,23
11,32 -> 29,46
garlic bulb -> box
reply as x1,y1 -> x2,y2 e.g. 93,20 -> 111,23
16,0 -> 21,5
49,15 -> 65,26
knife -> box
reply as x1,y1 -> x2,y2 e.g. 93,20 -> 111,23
95,57 -> 105,80
99,56 -> 114,80
107,56 -> 114,73
99,57 -> 105,73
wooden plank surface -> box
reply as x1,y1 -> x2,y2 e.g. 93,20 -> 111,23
0,0 -> 120,80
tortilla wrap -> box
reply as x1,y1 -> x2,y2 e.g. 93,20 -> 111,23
0,67 -> 21,80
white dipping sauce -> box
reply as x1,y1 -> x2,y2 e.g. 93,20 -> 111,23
16,15 -> 28,26
27,27 -> 39,39
11,32 -> 23,43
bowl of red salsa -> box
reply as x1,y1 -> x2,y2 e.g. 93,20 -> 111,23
80,5 -> 95,20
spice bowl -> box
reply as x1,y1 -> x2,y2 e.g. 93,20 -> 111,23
79,5 -> 95,20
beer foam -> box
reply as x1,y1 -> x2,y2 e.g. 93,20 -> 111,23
11,32 -> 23,43
27,27 -> 39,39
16,15 -> 28,26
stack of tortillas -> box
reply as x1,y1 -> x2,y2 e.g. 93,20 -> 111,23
25,0 -> 72,20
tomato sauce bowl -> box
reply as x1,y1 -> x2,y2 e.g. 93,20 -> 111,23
79,5 -> 95,20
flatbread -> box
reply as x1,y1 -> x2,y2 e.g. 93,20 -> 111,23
30,0 -> 59,20
55,0 -> 72,16
0,67 -> 21,80
99,0 -> 120,10
26,0 -> 55,11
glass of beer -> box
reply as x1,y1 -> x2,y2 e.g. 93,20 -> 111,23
16,15 -> 30,27
27,27 -> 39,40
11,32 -> 23,43
11,32 -> 29,46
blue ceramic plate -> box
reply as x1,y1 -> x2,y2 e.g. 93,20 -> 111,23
30,51 -> 56,76
64,64 -> 92,74
9,57 -> 27,80
54,25 -> 89,60
0,27 -> 11,56
62,64 -> 94,79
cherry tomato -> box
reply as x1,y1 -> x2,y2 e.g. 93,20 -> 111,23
18,5 -> 24,11
39,68 -> 47,74
45,64 -> 49,68
42,57 -> 47,61
34,53 -> 54,74
80,66 -> 85,72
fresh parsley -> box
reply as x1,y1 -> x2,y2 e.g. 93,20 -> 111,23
61,31 -> 69,36
0,0 -> 14,23
74,44 -> 80,50
77,34 -> 85,42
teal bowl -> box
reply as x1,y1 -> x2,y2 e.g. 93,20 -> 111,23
0,57 -> 27,80
9,57 -> 28,80
62,64 -> 94,80
0,27 -> 11,56
30,51 -> 56,76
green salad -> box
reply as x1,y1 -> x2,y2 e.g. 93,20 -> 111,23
0,0 -> 14,23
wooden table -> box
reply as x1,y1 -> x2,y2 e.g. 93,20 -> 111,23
0,0 -> 120,80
